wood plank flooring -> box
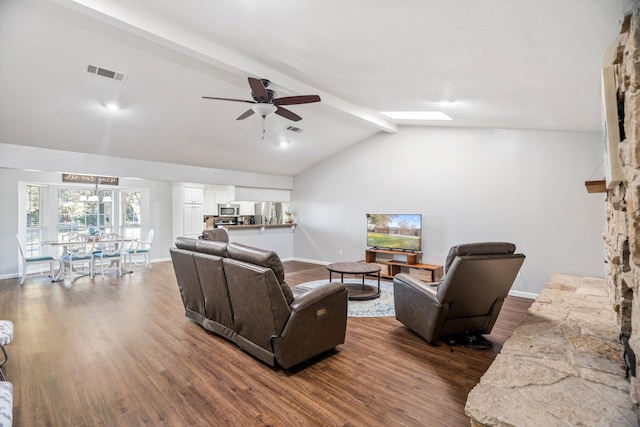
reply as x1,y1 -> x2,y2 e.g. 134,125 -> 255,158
1,261 -> 532,426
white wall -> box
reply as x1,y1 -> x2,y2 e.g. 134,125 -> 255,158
292,126 -> 607,295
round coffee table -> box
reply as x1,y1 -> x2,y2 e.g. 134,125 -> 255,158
326,262 -> 381,300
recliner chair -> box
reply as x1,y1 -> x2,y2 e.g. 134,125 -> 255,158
200,228 -> 229,242
393,242 -> 525,343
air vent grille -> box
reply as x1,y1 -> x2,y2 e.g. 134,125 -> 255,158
86,64 -> 126,82
286,125 -> 303,133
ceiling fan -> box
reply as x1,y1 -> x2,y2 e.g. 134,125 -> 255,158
202,77 -> 321,122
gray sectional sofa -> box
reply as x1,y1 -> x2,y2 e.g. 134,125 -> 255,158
170,237 -> 348,369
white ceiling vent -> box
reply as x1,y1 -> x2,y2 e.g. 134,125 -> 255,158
86,64 -> 126,82
286,125 -> 303,133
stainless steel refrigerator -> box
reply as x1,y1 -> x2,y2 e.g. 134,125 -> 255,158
254,202 -> 284,224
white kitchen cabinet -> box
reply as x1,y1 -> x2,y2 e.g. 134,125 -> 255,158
211,185 -> 234,205
183,204 -> 204,235
239,201 -> 255,215
203,188 -> 216,214
172,183 -> 204,240
183,187 -> 204,204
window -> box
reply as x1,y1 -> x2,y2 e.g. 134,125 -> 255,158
20,182 -> 146,250
25,185 -> 48,257
57,188 -> 112,239
120,190 -> 142,240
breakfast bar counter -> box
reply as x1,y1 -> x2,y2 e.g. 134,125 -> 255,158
208,223 -> 296,260
219,223 -> 296,231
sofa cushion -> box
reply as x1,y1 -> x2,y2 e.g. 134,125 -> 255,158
0,382 -> 12,426
444,242 -> 516,273
227,242 -> 294,304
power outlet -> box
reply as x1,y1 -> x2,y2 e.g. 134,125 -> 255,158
338,249 -> 343,255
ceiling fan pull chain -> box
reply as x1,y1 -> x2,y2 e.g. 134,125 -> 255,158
262,116 -> 267,141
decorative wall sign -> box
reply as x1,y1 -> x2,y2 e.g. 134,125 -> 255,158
62,174 -> 119,186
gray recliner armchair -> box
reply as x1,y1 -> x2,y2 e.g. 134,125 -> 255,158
393,242 -> 525,344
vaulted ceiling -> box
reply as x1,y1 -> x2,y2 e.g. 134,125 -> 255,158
0,0 -> 634,176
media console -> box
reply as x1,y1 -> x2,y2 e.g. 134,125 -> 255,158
365,248 -> 444,282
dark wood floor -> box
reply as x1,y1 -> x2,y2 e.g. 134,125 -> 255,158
1,261 -> 532,426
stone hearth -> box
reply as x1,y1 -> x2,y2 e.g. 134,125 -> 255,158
465,273 -> 639,426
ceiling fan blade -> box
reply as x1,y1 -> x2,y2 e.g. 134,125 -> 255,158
248,77 -> 269,102
202,96 -> 255,104
236,109 -> 255,120
275,106 -> 302,122
274,95 -> 321,106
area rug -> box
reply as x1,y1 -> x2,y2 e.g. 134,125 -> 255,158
296,279 -> 395,317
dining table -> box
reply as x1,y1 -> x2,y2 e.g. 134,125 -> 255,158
41,237 -> 137,281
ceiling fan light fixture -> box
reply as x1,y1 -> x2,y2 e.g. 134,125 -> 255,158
252,103 -> 277,117
203,77 -> 320,123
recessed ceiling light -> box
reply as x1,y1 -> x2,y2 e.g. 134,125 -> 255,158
380,111 -> 452,120
105,103 -> 120,111
278,140 -> 290,148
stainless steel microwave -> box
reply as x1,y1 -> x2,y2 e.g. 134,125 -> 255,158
218,204 -> 239,216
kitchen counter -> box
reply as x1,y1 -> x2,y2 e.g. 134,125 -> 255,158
219,223 -> 296,231
208,223 -> 296,259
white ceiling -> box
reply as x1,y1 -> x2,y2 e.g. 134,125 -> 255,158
0,0 -> 634,176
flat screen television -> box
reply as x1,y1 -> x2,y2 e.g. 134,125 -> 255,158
366,214 -> 422,252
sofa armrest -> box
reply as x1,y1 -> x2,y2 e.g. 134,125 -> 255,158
289,282 -> 346,312
272,282 -> 348,369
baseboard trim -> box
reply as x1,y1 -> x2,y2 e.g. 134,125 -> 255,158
291,257 -> 330,266
508,289 -> 537,300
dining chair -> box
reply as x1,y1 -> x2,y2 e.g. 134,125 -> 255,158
91,233 -> 124,278
57,231 -> 80,258
60,233 -> 94,280
61,231 -> 79,242
15,235 -> 57,285
0,320 -> 13,381
121,229 -> 154,271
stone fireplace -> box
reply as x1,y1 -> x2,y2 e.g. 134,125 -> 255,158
605,4 -> 640,406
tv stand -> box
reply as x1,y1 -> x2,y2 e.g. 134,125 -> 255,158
365,248 -> 444,282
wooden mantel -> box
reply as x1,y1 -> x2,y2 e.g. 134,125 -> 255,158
585,180 -> 606,193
